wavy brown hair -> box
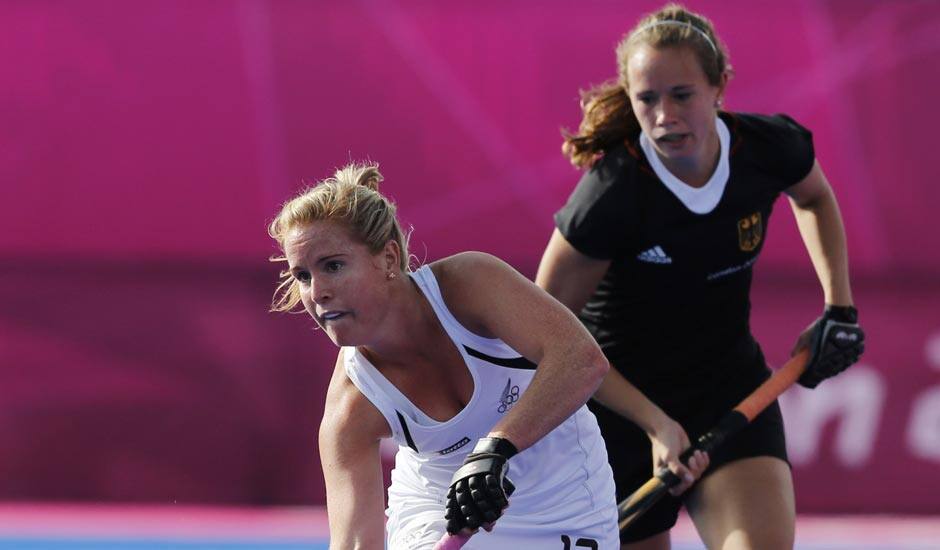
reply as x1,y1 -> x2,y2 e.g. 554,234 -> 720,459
562,3 -> 732,168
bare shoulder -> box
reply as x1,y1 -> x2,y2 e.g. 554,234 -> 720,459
320,349 -> 391,447
429,252 -> 530,338
430,251 -> 517,289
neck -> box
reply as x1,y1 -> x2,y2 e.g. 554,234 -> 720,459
359,276 -> 440,368
661,120 -> 721,188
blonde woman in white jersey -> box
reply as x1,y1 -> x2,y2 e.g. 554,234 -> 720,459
268,161 -> 708,550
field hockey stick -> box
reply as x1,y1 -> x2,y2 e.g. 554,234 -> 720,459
618,348 -> 810,532
433,532 -> 471,549
433,519 -> 500,549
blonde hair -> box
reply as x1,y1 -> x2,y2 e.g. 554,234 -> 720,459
562,3 -> 731,168
267,161 -> 409,312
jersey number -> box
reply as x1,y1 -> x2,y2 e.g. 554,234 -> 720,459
561,535 -> 598,549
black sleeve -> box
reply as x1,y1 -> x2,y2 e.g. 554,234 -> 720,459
763,114 -> 816,190
553,147 -> 634,260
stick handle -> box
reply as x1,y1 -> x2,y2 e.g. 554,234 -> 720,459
618,349 -> 810,531
433,533 -> 471,550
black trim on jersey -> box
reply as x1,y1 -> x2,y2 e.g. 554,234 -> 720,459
463,346 -> 537,370
396,411 -> 418,452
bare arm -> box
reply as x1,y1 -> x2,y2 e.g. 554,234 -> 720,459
439,251 -> 607,451
319,351 -> 390,550
534,229 -> 674,435
785,160 -> 854,306
535,228 -> 611,313
534,230 -> 706,491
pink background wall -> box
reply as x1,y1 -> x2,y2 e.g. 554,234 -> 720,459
2,0 -> 939,513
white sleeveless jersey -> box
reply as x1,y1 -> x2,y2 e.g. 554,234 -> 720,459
343,265 -> 619,549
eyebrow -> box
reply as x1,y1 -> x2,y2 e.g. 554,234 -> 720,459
288,253 -> 346,273
637,84 -> 695,95
316,253 -> 346,264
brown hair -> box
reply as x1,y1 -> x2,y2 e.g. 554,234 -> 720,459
562,3 -> 731,168
267,162 -> 410,312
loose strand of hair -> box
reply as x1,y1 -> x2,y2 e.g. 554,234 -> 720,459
562,81 -> 638,169
270,274 -> 301,313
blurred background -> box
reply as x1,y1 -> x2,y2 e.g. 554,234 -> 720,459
2,0 -> 939,546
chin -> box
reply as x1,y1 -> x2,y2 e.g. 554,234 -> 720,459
324,334 -> 342,347
325,329 -> 360,348
658,145 -> 697,164
325,332 -> 347,347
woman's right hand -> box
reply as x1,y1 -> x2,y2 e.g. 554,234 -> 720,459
647,417 -> 710,496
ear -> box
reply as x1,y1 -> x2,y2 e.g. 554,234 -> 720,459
715,69 -> 732,106
382,239 -> 402,273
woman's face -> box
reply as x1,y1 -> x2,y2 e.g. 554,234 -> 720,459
284,220 -> 394,347
626,44 -> 723,172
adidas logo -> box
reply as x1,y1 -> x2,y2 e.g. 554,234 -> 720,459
637,246 -> 673,264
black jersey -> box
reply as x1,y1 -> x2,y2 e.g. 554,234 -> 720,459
555,112 -> 814,396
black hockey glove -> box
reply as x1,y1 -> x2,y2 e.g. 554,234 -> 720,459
444,437 -> 517,535
798,305 -> 865,389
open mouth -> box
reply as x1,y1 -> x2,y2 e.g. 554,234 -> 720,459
656,133 -> 690,146
319,311 -> 348,323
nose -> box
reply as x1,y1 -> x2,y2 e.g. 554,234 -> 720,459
655,97 -> 678,127
309,277 -> 331,305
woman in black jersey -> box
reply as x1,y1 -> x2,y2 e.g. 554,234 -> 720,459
537,4 -> 865,550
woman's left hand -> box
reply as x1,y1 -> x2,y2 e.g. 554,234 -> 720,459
792,305 -> 865,389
